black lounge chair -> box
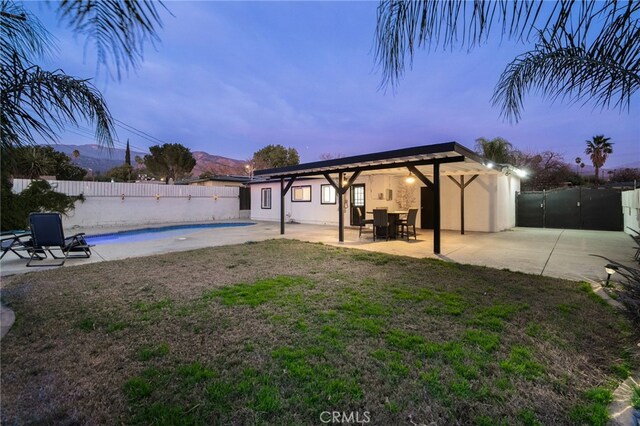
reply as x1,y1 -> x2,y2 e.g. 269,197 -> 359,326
26,213 -> 92,267
1,231 -> 35,260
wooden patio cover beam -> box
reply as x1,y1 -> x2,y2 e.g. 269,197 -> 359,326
447,174 -> 479,235
280,177 -> 297,235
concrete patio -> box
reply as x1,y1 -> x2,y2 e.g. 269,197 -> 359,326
1,221 -> 637,284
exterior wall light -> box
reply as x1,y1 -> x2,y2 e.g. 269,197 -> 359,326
516,169 -> 527,178
486,162 -> 494,169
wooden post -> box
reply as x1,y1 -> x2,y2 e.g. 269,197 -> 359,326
280,178 -> 285,235
460,175 -> 465,235
433,162 -> 441,254
338,172 -> 344,242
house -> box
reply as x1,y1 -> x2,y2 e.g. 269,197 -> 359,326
249,142 -> 523,253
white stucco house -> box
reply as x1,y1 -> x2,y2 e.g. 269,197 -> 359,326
249,142 -> 523,253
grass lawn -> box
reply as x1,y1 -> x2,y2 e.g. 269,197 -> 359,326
0,239 -> 637,425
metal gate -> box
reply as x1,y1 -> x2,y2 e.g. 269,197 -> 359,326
516,187 -> 622,231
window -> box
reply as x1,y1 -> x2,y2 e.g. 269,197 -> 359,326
321,184 -> 336,204
291,185 -> 312,202
261,188 -> 271,209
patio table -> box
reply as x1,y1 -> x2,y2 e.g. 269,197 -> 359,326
367,211 -> 407,239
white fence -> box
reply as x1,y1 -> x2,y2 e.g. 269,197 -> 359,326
12,179 -> 242,229
622,188 -> 640,234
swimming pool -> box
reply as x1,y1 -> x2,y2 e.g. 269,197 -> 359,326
85,223 -> 255,245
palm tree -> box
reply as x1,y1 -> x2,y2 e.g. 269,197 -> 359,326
1,0 -> 167,151
475,137 -> 513,164
375,1 -> 639,122
584,135 -> 614,183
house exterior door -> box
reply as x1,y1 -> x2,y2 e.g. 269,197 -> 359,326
420,186 -> 434,229
350,184 -> 365,226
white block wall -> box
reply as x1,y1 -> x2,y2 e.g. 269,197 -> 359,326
12,179 -> 240,229
250,173 -> 520,232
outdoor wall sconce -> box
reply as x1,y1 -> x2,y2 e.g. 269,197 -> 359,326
604,266 -> 616,286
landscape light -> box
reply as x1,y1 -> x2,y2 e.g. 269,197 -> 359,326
604,266 -> 616,286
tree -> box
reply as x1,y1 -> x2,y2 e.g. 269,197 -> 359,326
375,1 -> 639,122
72,149 -> 80,161
106,164 -> 134,182
143,143 -> 196,184
252,144 -> 300,169
11,146 -> 87,180
125,140 -> 131,166
319,153 -> 344,160
1,0 -> 167,227
585,135 -> 614,183
474,137 -> 513,164
511,150 -> 573,190
611,168 -> 640,182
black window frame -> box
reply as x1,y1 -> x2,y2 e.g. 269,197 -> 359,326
291,185 -> 312,202
261,188 -> 272,209
320,184 -> 337,205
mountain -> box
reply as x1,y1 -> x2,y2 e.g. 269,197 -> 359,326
51,144 -> 147,174
51,144 -> 247,177
190,151 -> 247,177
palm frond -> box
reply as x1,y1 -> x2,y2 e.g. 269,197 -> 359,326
1,53 -> 115,150
492,10 -> 640,122
0,0 -> 54,66
56,0 -> 168,80
375,0 -> 639,120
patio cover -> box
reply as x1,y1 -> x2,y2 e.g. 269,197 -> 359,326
253,142 -> 501,254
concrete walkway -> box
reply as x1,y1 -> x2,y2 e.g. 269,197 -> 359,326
1,222 -> 637,283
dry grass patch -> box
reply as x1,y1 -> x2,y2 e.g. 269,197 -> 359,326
0,239 -> 637,425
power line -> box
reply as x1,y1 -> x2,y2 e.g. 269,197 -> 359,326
114,119 -> 168,147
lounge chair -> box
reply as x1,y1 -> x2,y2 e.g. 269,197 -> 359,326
1,231 -> 35,260
26,213 -> 92,267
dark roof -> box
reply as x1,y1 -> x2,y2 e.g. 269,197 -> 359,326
253,142 -> 488,179
178,175 -> 251,184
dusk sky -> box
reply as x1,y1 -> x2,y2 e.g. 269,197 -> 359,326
29,1 -> 639,168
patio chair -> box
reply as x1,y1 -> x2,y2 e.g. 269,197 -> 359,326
1,231 -> 38,260
26,213 -> 93,267
398,208 -> 418,240
373,209 -> 389,242
355,206 -> 374,238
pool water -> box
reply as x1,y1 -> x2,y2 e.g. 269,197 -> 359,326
85,223 -> 255,245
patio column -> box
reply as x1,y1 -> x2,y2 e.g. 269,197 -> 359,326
280,178 -> 285,234
323,171 -> 361,243
280,176 -> 297,235
433,162 -> 441,254
338,172 -> 344,242
447,174 -> 479,235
